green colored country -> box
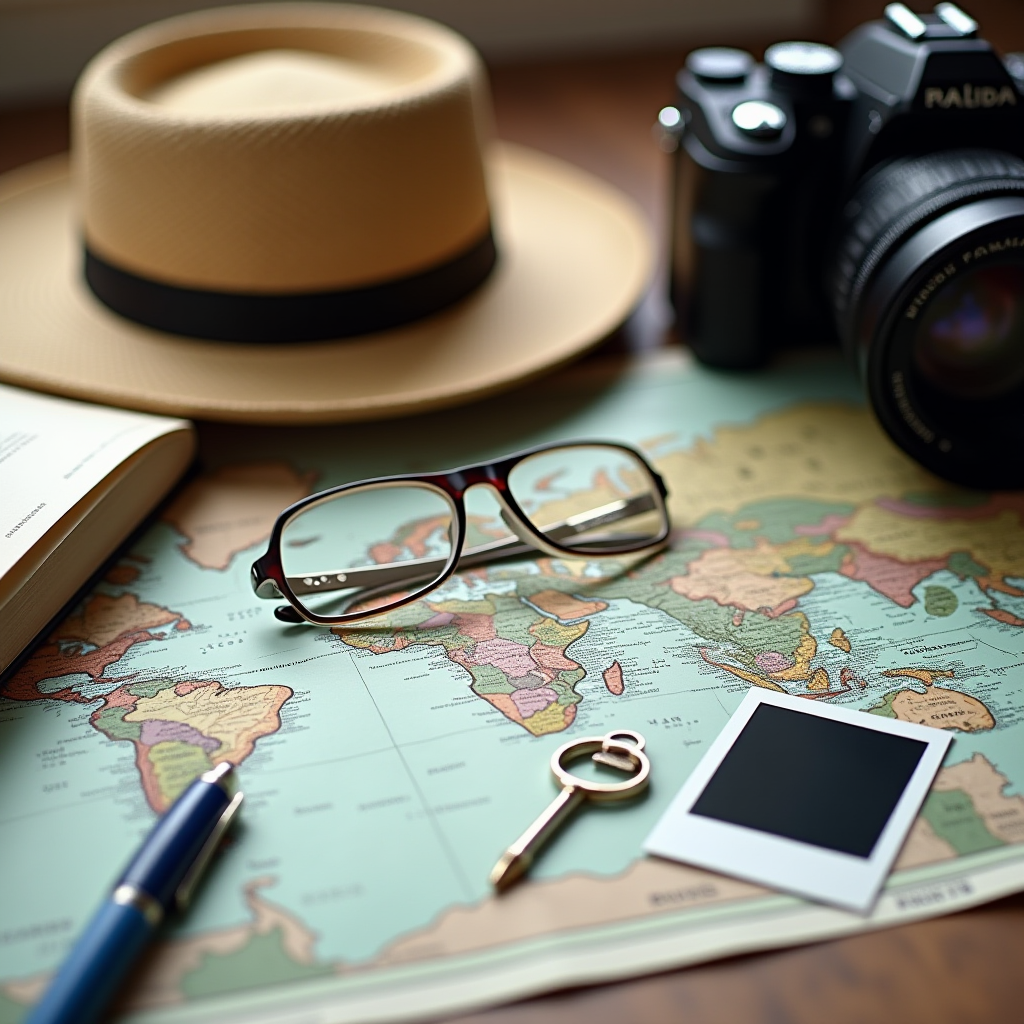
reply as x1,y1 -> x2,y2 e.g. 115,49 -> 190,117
730,610 -> 808,664
924,586 -> 958,617
868,692 -> 898,719
693,498 -> 855,549
784,544 -> 849,576
181,927 -> 333,1000
548,677 -> 582,706
921,789 -> 1004,855
92,705 -> 142,742
948,551 -> 989,580
467,664 -> 515,695
150,741 -> 213,804
558,668 -> 585,688
407,618 -> 468,650
603,570 -> 808,667
127,677 -> 180,700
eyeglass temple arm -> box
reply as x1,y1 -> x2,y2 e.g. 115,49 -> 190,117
258,493 -> 658,599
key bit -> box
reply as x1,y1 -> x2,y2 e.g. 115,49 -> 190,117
489,851 -> 521,891
490,785 -> 584,892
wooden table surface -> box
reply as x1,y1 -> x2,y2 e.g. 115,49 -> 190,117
3,4 -> 1024,1021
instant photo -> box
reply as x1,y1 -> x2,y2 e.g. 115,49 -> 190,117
644,690 -> 953,913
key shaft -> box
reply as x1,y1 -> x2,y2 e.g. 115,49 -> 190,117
489,729 -> 650,893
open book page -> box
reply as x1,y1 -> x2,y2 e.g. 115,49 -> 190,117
0,384 -> 191,580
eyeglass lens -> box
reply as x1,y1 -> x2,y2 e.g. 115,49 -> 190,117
279,445 -> 663,622
280,482 -> 456,618
506,445 -> 664,555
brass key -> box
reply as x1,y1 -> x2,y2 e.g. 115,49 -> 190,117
490,729 -> 650,892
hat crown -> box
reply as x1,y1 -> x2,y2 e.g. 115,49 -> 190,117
74,3 -> 493,293
145,49 -> 414,114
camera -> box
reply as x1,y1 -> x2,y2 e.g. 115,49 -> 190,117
663,3 -> 1024,488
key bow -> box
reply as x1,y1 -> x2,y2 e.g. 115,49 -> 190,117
550,729 -> 651,800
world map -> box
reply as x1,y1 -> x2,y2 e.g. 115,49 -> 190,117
1,353 -> 1023,1023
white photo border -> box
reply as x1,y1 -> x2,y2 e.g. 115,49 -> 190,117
643,688 -> 954,914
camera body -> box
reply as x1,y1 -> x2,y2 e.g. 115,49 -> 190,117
668,5 -> 1024,487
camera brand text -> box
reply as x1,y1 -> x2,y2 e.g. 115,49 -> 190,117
924,84 -> 1018,109
961,236 -> 1024,264
904,264 -> 956,320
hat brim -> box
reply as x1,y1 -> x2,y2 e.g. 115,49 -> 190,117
0,143 -> 651,423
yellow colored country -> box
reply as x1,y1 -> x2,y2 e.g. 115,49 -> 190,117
807,669 -> 830,691
125,682 -> 291,764
829,628 -> 851,653
656,404 -> 935,526
884,667 -> 954,686
768,633 -> 817,682
890,687 -> 995,732
530,618 -> 588,647
522,702 -> 573,736
836,507 -> 1024,579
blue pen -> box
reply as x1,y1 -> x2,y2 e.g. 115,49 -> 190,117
27,762 -> 243,1024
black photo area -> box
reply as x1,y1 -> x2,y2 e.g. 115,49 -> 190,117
690,704 -> 928,858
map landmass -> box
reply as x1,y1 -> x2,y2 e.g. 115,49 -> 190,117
3,365 -> 1024,1024
340,593 -> 589,737
6,590 -> 291,810
163,462 -> 316,570
603,661 -> 625,695
78,751 -> 1023,1016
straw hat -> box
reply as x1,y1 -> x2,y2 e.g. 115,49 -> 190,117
0,4 -> 651,423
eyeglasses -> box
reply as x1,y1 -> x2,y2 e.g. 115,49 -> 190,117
251,440 -> 670,626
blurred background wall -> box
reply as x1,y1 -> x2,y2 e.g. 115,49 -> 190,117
0,0 -> 813,103
2,0 -> 1023,106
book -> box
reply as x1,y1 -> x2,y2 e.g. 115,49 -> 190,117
0,384 -> 195,674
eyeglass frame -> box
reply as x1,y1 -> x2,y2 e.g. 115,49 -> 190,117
250,439 -> 670,627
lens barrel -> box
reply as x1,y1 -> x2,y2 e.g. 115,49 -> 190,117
831,150 -> 1024,489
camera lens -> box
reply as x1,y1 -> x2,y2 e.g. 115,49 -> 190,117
831,150 -> 1024,488
912,264 -> 1024,400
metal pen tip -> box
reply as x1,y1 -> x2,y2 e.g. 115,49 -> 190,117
200,761 -> 234,785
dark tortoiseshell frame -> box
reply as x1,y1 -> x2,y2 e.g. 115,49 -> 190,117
251,440 -> 670,626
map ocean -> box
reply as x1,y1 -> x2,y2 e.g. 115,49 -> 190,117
2,352 -> 1023,1023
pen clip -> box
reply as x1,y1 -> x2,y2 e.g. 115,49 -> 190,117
175,791 -> 244,911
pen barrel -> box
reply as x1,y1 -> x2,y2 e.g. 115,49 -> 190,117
120,776 -> 232,908
25,901 -> 152,1024
25,768 -> 237,1024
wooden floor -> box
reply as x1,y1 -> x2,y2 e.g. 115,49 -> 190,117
3,2 -> 1024,1020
